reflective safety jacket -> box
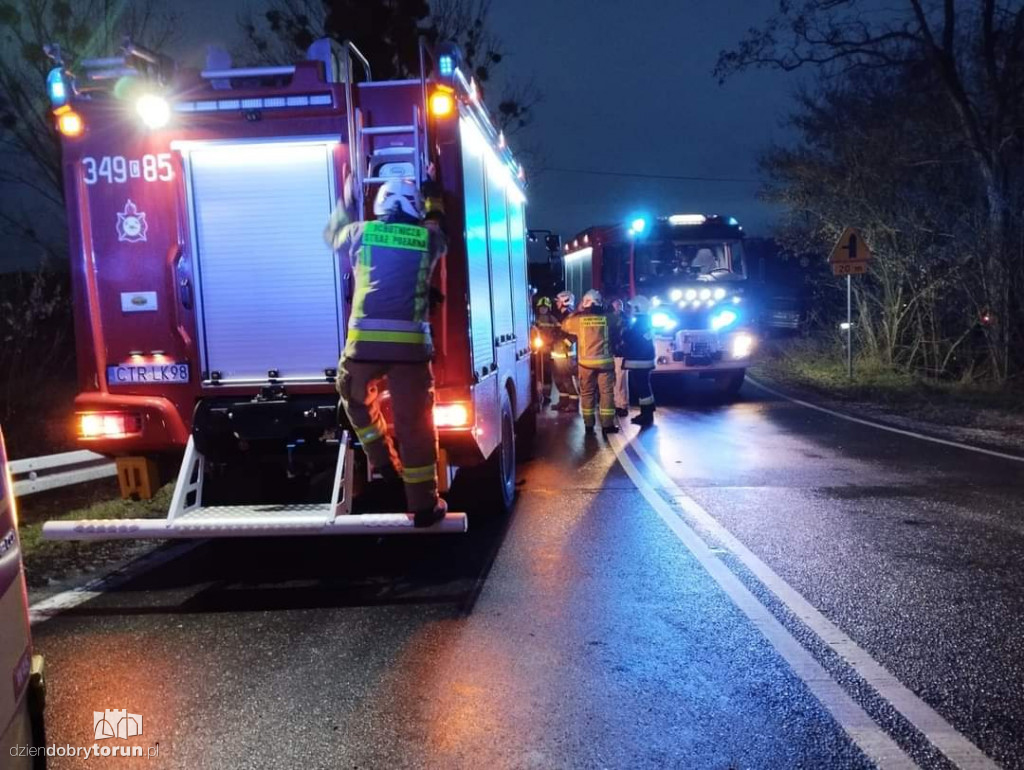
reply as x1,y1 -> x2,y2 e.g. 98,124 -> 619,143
560,307 -> 620,371
621,313 -> 656,370
533,309 -> 560,348
549,306 -> 576,360
333,219 -> 446,362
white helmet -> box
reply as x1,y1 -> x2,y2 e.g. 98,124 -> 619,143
629,295 -> 651,314
555,291 -> 575,310
373,178 -> 424,219
581,289 -> 603,309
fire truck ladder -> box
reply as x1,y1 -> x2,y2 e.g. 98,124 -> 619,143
41,432 -> 467,540
354,103 -> 426,201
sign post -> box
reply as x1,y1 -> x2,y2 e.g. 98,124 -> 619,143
828,228 -> 873,379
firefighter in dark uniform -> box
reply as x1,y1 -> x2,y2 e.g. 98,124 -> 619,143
532,296 -> 559,402
550,291 -> 580,412
561,289 -> 621,435
326,177 -> 448,527
623,295 -> 657,426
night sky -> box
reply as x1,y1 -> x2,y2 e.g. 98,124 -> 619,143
172,0 -> 794,240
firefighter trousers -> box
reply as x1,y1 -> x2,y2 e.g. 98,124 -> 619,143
551,355 -> 579,404
579,366 -> 616,428
627,369 -> 656,411
337,358 -> 439,513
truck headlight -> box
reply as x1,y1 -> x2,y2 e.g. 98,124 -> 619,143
731,333 -> 755,359
710,309 -> 738,331
651,311 -> 676,331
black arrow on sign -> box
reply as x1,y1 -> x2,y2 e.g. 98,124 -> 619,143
844,232 -> 858,261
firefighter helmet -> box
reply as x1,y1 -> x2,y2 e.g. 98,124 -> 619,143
373,178 -> 424,219
581,289 -> 603,309
536,296 -> 553,310
629,295 -> 651,314
555,291 -> 575,310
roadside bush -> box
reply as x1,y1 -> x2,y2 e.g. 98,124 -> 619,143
0,267 -> 76,457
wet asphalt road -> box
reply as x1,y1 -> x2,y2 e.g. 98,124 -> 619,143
28,380 -> 1024,769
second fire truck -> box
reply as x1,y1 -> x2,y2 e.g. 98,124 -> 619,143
563,214 -> 758,395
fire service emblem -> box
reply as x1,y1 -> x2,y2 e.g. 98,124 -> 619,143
116,199 -> 148,243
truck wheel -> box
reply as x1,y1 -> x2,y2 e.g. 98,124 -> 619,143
490,394 -> 517,512
715,369 -> 746,398
449,393 -> 517,516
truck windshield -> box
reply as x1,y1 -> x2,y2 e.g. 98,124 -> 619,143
634,239 -> 746,294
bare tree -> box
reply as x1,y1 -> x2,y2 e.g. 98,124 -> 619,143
717,0 -> 1024,380
760,66 -> 993,379
0,0 -> 179,262
240,0 -> 539,136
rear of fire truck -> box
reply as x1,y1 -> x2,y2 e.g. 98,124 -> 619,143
564,214 -> 757,395
42,38 -> 534,540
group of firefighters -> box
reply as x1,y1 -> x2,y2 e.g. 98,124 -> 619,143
325,176 -> 657,524
533,289 -> 657,435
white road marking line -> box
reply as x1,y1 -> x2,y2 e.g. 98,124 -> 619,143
748,377 -> 1024,464
607,431 -> 917,769
617,430 -> 1000,770
29,541 -> 201,625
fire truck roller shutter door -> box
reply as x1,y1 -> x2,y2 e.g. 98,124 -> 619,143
460,121 -> 495,376
184,141 -> 342,383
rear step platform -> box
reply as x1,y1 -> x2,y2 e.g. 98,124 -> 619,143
41,432 -> 467,540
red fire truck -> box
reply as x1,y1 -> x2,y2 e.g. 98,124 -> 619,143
41,38 -> 535,539
564,214 -> 758,395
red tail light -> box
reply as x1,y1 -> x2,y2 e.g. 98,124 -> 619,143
77,412 -> 143,439
433,402 -> 471,428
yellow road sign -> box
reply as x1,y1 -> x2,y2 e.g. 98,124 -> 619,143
828,227 -> 873,266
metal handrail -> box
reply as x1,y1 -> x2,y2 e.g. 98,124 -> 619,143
344,41 -> 372,83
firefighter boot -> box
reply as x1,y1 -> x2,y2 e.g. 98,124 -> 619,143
631,405 -> 654,427
414,496 -> 448,528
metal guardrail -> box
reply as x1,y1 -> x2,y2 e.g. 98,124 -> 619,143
9,451 -> 116,496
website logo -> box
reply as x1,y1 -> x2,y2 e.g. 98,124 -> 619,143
93,709 -> 143,741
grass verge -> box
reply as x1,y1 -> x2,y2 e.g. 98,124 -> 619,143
752,337 -> 1024,439
18,484 -> 171,587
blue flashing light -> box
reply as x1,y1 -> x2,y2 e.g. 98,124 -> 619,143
439,55 -> 454,77
47,67 -> 67,107
727,216 -> 740,226
710,309 -> 739,331
629,217 -> 648,236
651,310 -> 676,330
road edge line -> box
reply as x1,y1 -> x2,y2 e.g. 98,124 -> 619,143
747,377 -> 1024,464
29,541 -> 201,625
621,430 -> 1000,770
607,430 -> 917,770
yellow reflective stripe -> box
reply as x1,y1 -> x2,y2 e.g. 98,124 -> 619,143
355,425 -> 383,444
550,352 -> 569,359
402,463 -> 436,484
348,329 -> 428,344
599,409 -> 617,415
581,408 -> 596,415
580,357 -> 613,366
